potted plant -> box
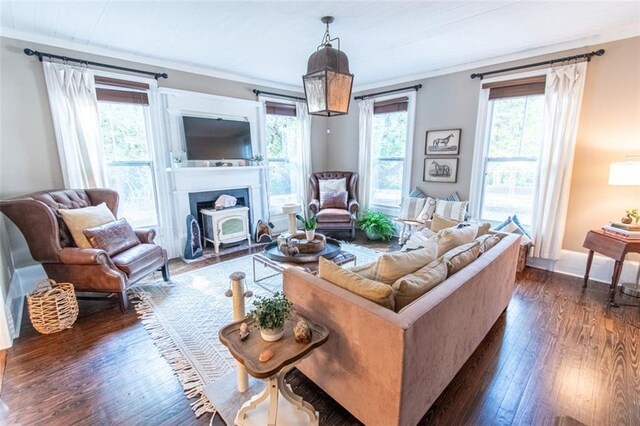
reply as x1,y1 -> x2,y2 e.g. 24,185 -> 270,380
357,210 -> 395,241
252,154 -> 264,165
249,292 -> 293,341
296,213 -> 317,241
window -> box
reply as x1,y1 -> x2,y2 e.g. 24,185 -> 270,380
478,78 -> 545,230
369,97 -> 410,209
96,77 -> 159,228
265,101 -> 301,210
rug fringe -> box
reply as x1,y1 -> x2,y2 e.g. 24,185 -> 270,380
129,290 -> 216,419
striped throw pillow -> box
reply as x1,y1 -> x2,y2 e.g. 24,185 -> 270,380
399,197 -> 427,220
435,199 -> 469,222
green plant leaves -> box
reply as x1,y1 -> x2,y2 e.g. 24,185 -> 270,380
249,291 -> 293,330
356,210 -> 395,241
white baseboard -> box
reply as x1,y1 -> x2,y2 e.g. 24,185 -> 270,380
528,249 -> 639,285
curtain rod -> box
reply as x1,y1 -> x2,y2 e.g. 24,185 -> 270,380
23,48 -> 169,80
252,89 -> 305,102
470,49 -> 605,80
354,84 -> 422,100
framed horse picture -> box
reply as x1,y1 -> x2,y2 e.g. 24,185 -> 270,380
424,158 -> 458,183
425,129 -> 461,155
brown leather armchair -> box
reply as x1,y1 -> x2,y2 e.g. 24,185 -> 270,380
308,171 -> 359,239
0,189 -> 169,312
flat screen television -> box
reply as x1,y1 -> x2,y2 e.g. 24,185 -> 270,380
183,116 -> 253,160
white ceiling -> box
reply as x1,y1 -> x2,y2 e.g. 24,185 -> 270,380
1,1 -> 639,91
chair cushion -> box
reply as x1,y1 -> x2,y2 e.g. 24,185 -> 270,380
58,203 -> 116,248
83,219 -> 140,256
112,243 -> 163,277
320,190 -> 348,209
316,208 -> 351,223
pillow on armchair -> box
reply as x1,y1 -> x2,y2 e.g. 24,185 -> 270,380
83,219 -> 140,256
58,202 -> 116,248
320,190 -> 348,209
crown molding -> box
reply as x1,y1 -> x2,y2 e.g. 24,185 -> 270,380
0,28 -> 304,93
352,26 -> 640,93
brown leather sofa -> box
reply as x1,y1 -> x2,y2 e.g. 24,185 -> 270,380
0,189 -> 169,311
308,171 -> 359,239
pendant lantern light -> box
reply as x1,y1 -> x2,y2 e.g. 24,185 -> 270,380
302,16 -> 354,117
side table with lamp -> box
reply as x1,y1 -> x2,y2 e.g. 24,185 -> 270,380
583,158 -> 640,306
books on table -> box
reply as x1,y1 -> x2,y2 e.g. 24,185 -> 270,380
602,225 -> 640,240
609,222 -> 640,231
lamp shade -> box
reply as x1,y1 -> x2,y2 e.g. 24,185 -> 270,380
608,161 -> 640,186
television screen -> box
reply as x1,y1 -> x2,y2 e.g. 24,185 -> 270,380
183,116 -> 253,160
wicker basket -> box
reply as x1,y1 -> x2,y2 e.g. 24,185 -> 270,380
517,243 -> 532,273
27,280 -> 78,334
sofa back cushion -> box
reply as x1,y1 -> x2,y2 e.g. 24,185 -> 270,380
476,233 -> 502,253
84,219 -> 140,256
435,224 -> 478,256
59,203 -> 116,248
443,240 -> 482,276
392,257 -> 448,311
430,213 -> 460,232
375,240 -> 437,284
318,258 -> 395,310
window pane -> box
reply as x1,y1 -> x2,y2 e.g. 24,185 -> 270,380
488,96 -> 544,158
266,113 -> 299,208
106,163 -> 158,228
482,160 -> 537,227
98,103 -> 151,162
370,111 -> 408,207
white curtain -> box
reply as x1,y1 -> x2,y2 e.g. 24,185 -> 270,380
295,101 -> 312,208
531,63 -> 587,259
42,61 -> 105,189
357,99 -> 375,211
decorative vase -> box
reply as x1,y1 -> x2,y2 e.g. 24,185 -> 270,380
305,230 -> 316,241
260,327 -> 284,342
621,215 -> 632,224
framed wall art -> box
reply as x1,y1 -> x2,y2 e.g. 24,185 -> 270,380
425,129 -> 461,155
423,158 -> 458,183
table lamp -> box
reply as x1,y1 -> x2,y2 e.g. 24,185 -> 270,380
608,158 -> 640,297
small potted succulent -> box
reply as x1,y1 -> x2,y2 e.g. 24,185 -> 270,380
296,213 -> 317,241
357,210 -> 395,241
249,292 -> 293,342
622,208 -> 640,224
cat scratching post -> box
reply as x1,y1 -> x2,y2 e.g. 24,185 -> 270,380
228,272 -> 250,392
282,203 -> 302,236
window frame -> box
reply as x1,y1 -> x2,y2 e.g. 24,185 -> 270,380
367,91 -> 416,216
469,69 -> 546,230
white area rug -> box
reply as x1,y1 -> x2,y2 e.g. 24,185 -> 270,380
129,243 -> 381,419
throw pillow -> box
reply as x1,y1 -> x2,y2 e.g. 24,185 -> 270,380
319,178 -> 347,193
58,203 -> 116,248
375,240 -> 437,284
511,214 -> 531,238
399,197 -> 427,221
475,234 -> 501,254
436,223 -> 478,257
502,221 -> 532,245
476,222 -> 492,238
319,258 -> 394,310
348,261 -> 378,280
392,257 -> 448,311
401,228 -> 437,252
83,219 -> 140,256
320,190 -> 348,209
415,197 -> 437,223
408,187 -> 427,198
430,213 -> 460,232
443,240 -> 482,276
446,191 -> 461,202
435,199 -> 469,222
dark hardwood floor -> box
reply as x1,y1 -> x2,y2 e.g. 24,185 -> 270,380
1,234 -> 638,425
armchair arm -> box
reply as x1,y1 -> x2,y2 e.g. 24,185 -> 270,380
135,228 -> 157,244
309,199 -> 320,215
348,199 -> 360,216
58,247 -> 113,266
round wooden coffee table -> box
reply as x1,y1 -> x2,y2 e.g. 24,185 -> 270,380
219,313 -> 329,426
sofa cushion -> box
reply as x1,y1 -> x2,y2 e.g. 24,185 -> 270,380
392,257 -> 448,311
375,240 -> 437,284
83,219 -> 140,256
320,190 -> 348,209
348,261 -> 378,280
111,243 -> 163,277
318,258 -> 394,309
443,240 -> 482,276
436,224 -> 478,256
476,222 -> 492,238
58,203 -> 116,248
316,208 -> 351,223
430,213 -> 460,232
476,234 -> 502,253
319,178 -> 347,193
